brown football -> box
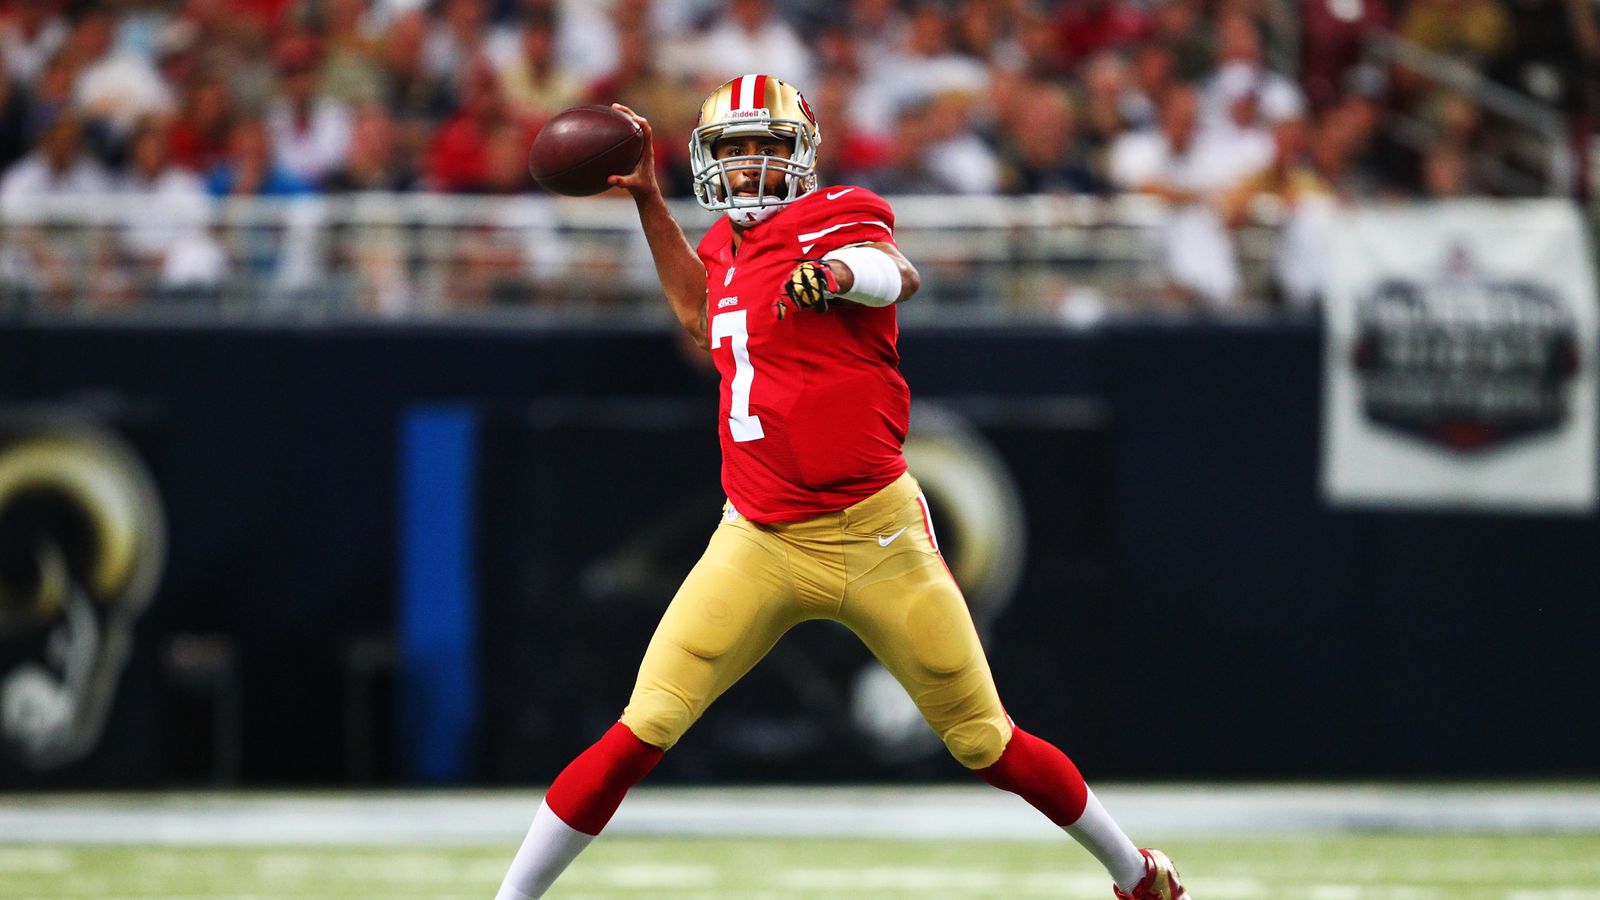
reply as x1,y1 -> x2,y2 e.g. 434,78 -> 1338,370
528,105 -> 645,197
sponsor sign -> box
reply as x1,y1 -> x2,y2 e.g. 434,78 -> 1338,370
1322,201 -> 1598,512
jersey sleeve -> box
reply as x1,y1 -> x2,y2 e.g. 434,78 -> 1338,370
796,187 -> 897,257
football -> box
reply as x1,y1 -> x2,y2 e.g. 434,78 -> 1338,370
528,105 -> 645,197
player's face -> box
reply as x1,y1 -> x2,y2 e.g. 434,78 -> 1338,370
713,136 -> 793,198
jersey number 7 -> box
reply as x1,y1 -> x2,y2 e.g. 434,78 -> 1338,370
711,311 -> 765,442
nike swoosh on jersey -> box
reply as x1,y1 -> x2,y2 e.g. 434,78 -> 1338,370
877,527 -> 908,547
826,188 -> 856,200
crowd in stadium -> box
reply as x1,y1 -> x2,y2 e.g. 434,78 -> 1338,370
0,0 -> 1593,311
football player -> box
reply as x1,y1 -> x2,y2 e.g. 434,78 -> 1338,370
496,75 -> 1191,900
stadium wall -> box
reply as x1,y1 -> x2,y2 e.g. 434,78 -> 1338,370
0,321 -> 1594,786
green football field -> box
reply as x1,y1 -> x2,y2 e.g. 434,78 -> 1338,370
4,834 -> 1599,899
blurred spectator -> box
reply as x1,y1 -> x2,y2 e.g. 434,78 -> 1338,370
325,103 -> 416,191
237,0 -> 297,31
810,69 -> 891,188
206,116 -> 311,196
115,0 -> 176,61
1200,15 -> 1304,130
0,109 -> 107,202
864,94 -> 987,195
266,34 -> 353,186
0,48 -> 35,172
1299,0 -> 1390,112
0,1 -> 68,87
27,48 -> 75,136
1221,116 -> 1336,307
1110,83 -> 1265,306
585,22 -> 697,196
499,10 -> 583,124
116,117 -> 221,289
920,90 -> 999,194
857,3 -> 987,139
1079,51 -> 1133,149
863,100 -> 950,194
1146,0 -> 1211,82
1397,0 -> 1508,72
692,0 -> 812,89
71,7 -> 175,138
478,119 -> 535,194
996,82 -> 1106,194
425,61 -> 509,191
168,72 -> 232,172
1207,74 -> 1282,183
0,113 -> 112,304
1121,44 -> 1178,130
380,9 -> 454,123
1053,0 -> 1150,73
319,0 -> 390,106
423,0 -> 505,96
951,0 -> 1024,70
205,8 -> 277,112
848,0 -> 909,63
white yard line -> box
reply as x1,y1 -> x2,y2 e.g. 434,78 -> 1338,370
0,784 -> 1594,846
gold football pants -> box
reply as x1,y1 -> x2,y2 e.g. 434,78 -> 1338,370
620,472 -> 1013,769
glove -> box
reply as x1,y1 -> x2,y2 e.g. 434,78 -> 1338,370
778,259 -> 838,320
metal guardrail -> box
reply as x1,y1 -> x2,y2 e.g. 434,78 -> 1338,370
0,193 -> 1296,324
1366,31 -> 1576,197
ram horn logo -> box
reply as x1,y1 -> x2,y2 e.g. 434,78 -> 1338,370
0,423 -> 165,770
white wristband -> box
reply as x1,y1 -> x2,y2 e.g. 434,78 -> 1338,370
822,245 -> 902,307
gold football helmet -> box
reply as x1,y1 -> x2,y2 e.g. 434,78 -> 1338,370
690,74 -> 820,224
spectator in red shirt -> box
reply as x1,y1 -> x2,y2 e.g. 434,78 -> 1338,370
1053,0 -> 1150,73
167,73 -> 232,172
425,60 -> 506,192
1299,0 -> 1391,112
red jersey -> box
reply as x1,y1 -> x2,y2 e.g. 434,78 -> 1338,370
695,187 -> 910,524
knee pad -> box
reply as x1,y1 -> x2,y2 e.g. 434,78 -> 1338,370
942,716 -> 1010,769
619,688 -> 694,751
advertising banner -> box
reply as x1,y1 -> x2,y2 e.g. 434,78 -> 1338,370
1322,200 -> 1598,512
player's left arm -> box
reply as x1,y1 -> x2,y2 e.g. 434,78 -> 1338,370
784,242 -> 920,314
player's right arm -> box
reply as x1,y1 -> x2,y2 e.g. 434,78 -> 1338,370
607,104 -> 709,350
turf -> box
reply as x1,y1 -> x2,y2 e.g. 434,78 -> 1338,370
4,835 -> 1599,899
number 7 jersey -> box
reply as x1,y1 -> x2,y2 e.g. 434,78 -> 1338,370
695,186 -> 910,524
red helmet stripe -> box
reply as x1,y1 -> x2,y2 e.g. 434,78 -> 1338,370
753,74 -> 768,110
728,76 -> 745,109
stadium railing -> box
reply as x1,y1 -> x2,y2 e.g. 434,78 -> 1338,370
0,193 -> 1299,324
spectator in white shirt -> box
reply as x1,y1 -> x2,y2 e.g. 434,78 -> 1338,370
1110,84 -> 1270,307
1200,15 -> 1304,130
266,35 -> 353,187
856,3 -> 988,140
0,3 -> 68,87
71,8 -> 175,138
0,113 -> 112,305
692,0 -> 813,91
116,118 -> 220,289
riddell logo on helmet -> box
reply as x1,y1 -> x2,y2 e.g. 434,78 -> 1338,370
726,108 -> 769,120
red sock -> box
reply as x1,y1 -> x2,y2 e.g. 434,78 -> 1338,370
543,722 -> 664,836
974,725 -> 1089,826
